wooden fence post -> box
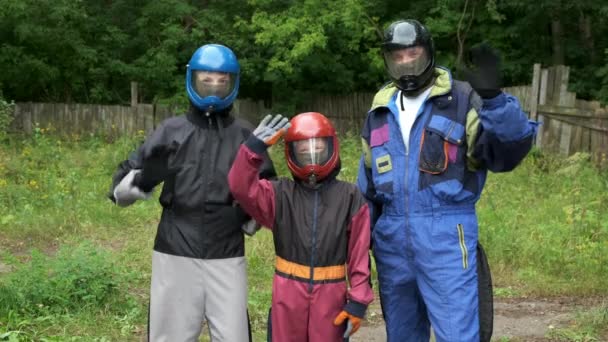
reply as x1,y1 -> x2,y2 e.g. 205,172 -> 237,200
536,68 -> 549,149
131,82 -> 138,108
529,64 -> 542,121
557,66 -> 573,156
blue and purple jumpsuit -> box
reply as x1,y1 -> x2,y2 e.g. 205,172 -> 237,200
357,68 -> 537,342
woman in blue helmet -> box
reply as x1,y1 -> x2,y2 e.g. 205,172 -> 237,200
109,44 -> 276,341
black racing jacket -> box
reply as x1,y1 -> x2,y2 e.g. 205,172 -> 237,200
109,106 -> 276,259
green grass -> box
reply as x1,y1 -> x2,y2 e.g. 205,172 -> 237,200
478,149 -> 608,295
0,132 -> 607,340
548,302 -> 608,342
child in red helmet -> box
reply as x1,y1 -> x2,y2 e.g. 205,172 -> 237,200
228,113 -> 373,341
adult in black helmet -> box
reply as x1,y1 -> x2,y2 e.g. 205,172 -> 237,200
109,44 -> 276,341
357,19 -> 538,342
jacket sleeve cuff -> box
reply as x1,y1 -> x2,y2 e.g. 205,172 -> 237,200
131,171 -> 153,193
244,135 -> 268,155
344,300 -> 367,318
107,192 -> 117,203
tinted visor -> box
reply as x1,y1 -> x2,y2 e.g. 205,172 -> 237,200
191,70 -> 236,99
384,46 -> 430,80
289,137 -> 333,167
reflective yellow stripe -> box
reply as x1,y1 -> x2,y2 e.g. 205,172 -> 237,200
457,224 -> 468,269
465,108 -> 482,170
275,256 -> 346,281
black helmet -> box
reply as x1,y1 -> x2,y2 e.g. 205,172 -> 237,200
382,20 -> 435,95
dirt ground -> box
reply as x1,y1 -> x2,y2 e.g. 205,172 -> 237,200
352,297 -> 605,342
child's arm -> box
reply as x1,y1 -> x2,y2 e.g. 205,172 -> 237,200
346,202 -> 374,311
334,200 -> 374,337
334,198 -> 374,338
228,138 -> 277,229
229,114 -> 290,229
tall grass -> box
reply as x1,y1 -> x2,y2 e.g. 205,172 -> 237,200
478,149 -> 608,295
0,131 -> 606,340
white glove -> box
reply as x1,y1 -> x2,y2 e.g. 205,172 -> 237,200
241,219 -> 261,236
253,114 -> 291,146
113,169 -> 152,207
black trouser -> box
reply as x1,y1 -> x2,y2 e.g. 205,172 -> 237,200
477,243 -> 494,342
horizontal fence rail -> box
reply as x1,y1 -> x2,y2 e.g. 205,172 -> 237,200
8,64 -> 608,167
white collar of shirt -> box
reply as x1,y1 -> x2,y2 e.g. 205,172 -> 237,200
396,87 -> 432,152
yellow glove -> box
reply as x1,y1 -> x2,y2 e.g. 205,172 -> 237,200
333,310 -> 362,337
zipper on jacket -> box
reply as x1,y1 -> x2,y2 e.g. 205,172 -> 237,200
404,95 -> 433,259
205,109 -> 213,126
457,223 -> 468,269
405,150 -> 412,258
384,90 -> 434,261
200,132 -> 209,208
200,119 -> 218,210
390,107 -> 414,260
308,191 -> 319,293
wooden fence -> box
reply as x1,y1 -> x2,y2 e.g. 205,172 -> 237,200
8,65 -> 608,166
10,103 -> 155,137
527,65 -> 608,167
9,95 -> 373,138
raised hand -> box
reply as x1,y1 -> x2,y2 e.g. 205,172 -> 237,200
253,114 -> 291,146
462,42 -> 502,99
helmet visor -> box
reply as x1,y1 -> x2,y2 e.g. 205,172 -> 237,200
289,137 -> 333,168
384,46 -> 430,80
191,70 -> 236,99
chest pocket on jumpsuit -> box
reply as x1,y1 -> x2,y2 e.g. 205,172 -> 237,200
418,111 -> 474,204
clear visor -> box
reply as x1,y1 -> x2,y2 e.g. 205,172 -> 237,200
383,46 -> 430,80
289,137 -> 332,167
191,70 -> 236,99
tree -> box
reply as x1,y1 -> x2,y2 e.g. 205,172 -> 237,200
238,0 -> 385,109
0,0 -> 606,104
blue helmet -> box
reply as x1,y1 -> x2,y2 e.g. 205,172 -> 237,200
186,44 -> 240,112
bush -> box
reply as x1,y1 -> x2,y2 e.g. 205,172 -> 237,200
0,93 -> 14,140
0,242 -> 137,316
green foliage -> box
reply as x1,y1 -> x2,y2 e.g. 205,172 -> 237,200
478,150 -> 608,295
0,93 -> 14,141
242,0 -> 385,107
0,243 -> 135,315
244,230 -> 274,338
1,0 -> 607,105
595,48 -> 608,104
0,242 -> 142,341
0,132 -> 158,240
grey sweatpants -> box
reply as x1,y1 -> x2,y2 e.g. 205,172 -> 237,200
149,251 -> 249,342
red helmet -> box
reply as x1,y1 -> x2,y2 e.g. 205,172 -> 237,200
284,112 -> 340,183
